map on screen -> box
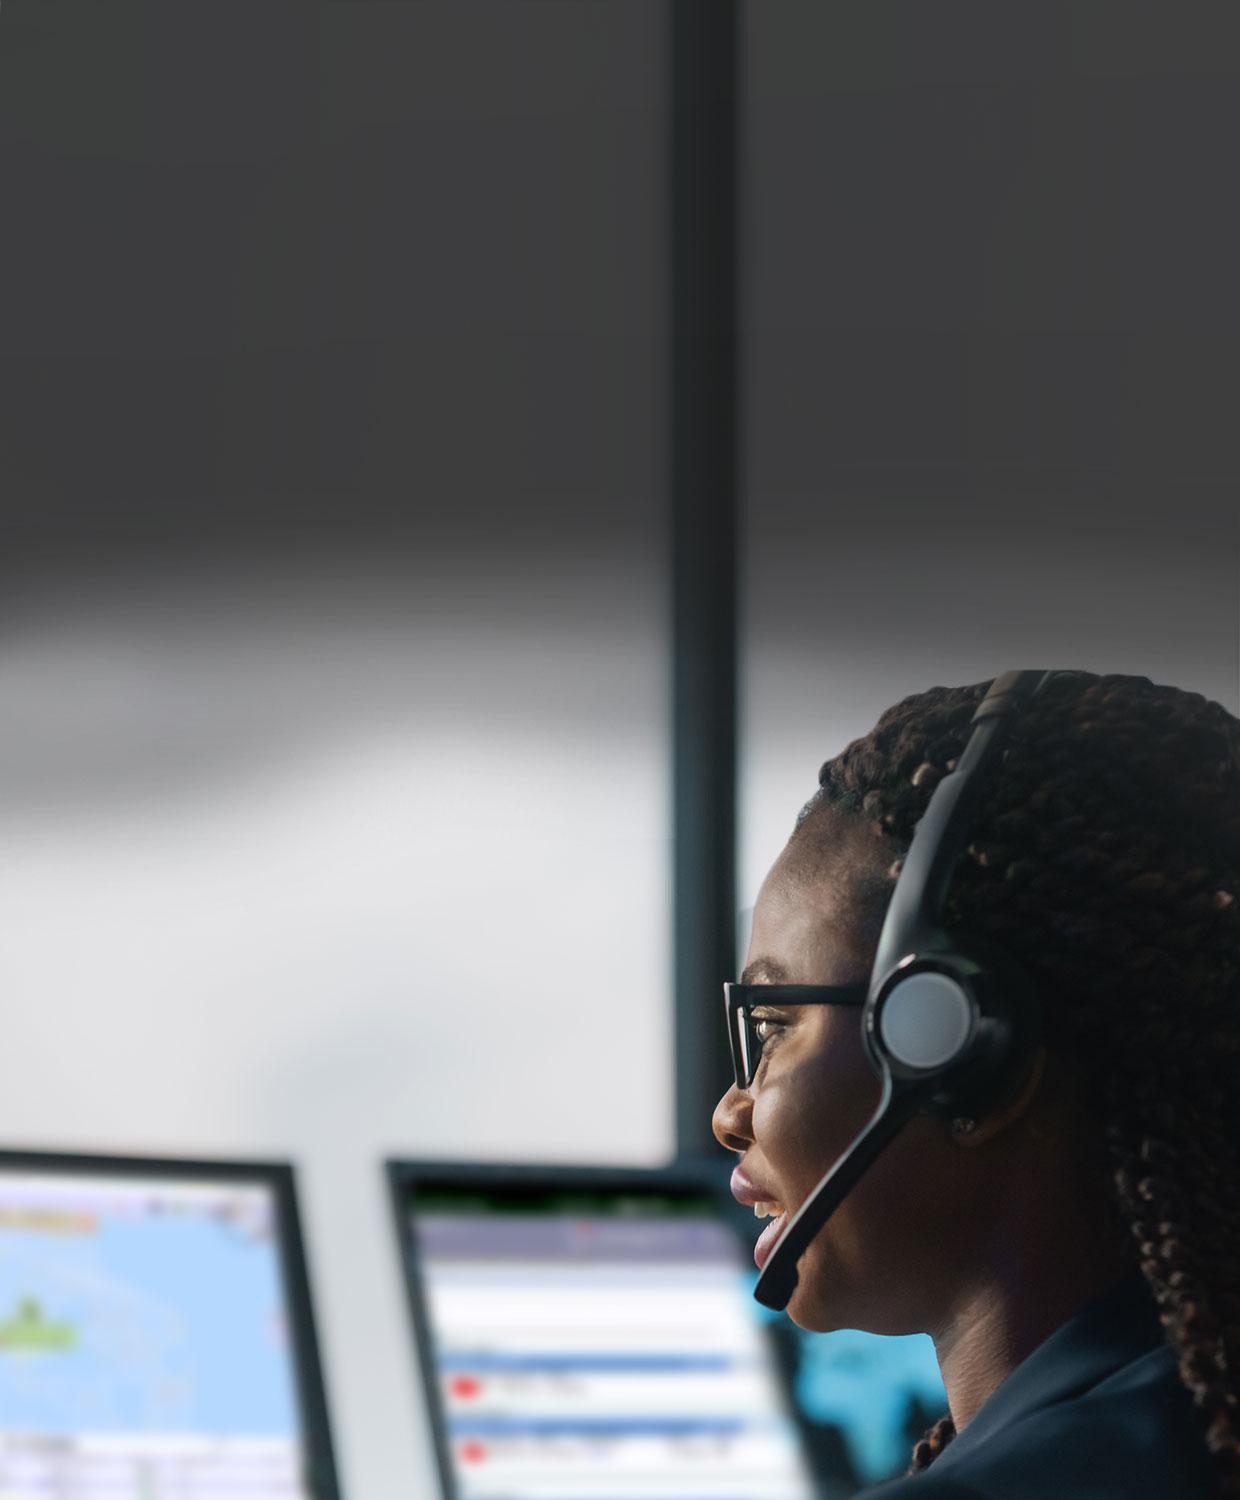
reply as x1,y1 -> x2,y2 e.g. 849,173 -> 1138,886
0,1168 -> 311,1499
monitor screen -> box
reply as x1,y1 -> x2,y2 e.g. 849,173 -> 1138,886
390,1164 -> 819,1500
0,1153 -> 338,1499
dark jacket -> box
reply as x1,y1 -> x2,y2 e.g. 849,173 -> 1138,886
855,1270 -> 1218,1499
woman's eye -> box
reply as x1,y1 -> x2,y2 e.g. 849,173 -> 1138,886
752,1015 -> 786,1045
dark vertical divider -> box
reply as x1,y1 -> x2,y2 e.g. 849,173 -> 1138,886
671,0 -> 741,1161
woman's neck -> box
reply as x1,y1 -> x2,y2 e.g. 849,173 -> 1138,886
931,1229 -> 1130,1432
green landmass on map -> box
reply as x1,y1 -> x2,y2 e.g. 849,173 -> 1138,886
0,1296 -> 78,1351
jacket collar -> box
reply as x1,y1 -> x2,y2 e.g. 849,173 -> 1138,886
931,1269 -> 1165,1473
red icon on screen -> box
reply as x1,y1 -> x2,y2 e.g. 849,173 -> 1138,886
459,1440 -> 488,1464
450,1375 -> 482,1400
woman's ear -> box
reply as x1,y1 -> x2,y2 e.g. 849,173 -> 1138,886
947,1045 -> 1049,1148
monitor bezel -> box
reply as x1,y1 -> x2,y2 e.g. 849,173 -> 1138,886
385,1156 -> 818,1500
0,1146 -> 341,1500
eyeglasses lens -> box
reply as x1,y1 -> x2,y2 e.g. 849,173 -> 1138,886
733,1006 -> 757,1090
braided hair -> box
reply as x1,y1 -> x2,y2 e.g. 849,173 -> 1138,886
794,671 -> 1240,1490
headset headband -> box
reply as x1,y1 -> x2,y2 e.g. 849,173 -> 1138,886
752,669 -> 1058,1310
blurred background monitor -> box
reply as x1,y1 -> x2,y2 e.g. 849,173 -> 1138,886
0,1150 -> 339,1500
387,1158 -> 946,1500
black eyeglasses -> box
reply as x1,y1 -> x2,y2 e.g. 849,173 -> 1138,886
723,981 -> 869,1090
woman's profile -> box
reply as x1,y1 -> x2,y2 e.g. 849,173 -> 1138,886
713,670 -> 1239,1497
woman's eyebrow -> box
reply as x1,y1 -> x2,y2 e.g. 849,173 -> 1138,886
740,957 -> 791,985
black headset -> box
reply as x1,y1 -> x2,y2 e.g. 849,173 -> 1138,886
752,668 -> 1060,1312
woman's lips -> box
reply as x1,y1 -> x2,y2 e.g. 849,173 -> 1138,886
730,1165 -> 779,1206
732,1167 -> 792,1268
731,1167 -> 792,1268
754,1210 -> 789,1270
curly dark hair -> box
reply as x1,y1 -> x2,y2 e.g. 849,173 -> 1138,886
794,671 -> 1240,1491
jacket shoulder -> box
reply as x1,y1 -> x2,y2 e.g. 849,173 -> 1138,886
864,1349 -> 1217,1500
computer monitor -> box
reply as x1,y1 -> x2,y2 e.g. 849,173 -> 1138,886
387,1159 -> 821,1500
0,1149 -> 339,1499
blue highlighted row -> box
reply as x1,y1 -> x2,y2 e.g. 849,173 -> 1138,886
450,1416 -> 746,1437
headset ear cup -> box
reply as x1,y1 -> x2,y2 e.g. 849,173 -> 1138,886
933,938 -> 1042,1120
875,970 -> 974,1072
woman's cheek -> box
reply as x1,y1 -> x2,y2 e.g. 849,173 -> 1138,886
752,1062 -> 838,1178
749,1074 -> 791,1143
769,1048 -> 884,1184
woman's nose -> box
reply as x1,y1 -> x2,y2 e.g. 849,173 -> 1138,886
712,1081 -> 753,1154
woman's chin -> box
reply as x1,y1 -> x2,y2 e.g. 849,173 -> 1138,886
783,1247 -> 856,1333
785,1290 -> 840,1333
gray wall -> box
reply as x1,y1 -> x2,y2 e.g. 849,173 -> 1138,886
741,2 -> 1240,897
0,6 -> 670,1498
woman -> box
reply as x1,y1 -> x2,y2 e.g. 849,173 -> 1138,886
712,671 -> 1240,1497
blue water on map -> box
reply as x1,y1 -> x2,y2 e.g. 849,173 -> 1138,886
0,1205 -> 299,1437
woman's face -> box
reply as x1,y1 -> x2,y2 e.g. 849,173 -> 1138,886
712,802 -> 987,1335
